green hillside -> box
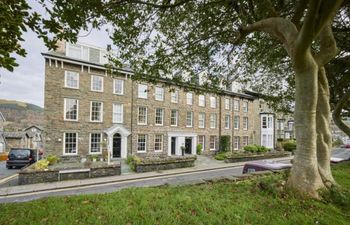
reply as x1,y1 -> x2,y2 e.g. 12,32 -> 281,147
0,99 -> 43,112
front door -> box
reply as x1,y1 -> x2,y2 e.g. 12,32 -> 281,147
171,137 -> 176,155
113,133 -> 121,158
185,137 -> 192,154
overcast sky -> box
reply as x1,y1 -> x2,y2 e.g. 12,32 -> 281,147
0,2 -> 111,108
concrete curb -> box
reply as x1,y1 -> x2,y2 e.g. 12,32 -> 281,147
0,156 -> 293,197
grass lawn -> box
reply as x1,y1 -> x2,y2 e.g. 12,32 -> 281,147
1,162 -> 350,225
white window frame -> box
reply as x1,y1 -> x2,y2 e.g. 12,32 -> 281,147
155,87 -> 164,101
234,136 -> 240,150
63,132 -> 78,155
170,109 -> 178,126
171,90 -> 178,103
138,84 -> 148,99
225,115 -> 230,129
233,100 -> 240,111
138,106 -> 148,125
242,136 -> 249,147
210,113 -> 217,129
224,98 -> 230,110
243,117 -> 248,130
186,111 -> 193,127
262,116 -> 267,128
198,113 -> 205,128
137,134 -> 147,153
154,134 -> 163,152
91,75 -> 104,92
198,95 -> 205,107
155,108 -> 164,126
210,96 -> 217,108
64,98 -> 79,121
64,71 -> 79,89
198,135 -> 205,151
209,136 -> 217,150
234,116 -> 240,130
186,92 -> 193,105
90,101 -> 103,122
89,133 -> 102,154
113,103 -> 124,123
113,79 -> 124,95
243,101 -> 248,112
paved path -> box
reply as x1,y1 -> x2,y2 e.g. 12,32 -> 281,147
0,157 -> 292,203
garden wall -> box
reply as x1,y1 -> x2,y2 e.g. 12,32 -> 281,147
18,164 -> 121,185
135,156 -> 196,173
224,152 -> 291,163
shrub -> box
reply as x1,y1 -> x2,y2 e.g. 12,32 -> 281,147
196,144 -> 202,155
126,155 -> 141,171
214,152 -> 227,160
244,144 -> 258,153
220,135 -> 231,152
46,155 -> 59,165
256,145 -> 269,153
283,140 -> 296,151
34,159 -> 50,170
277,138 -> 284,142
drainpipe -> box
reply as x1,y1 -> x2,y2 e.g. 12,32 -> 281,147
130,77 -> 134,155
218,95 -> 222,152
231,97 -> 234,153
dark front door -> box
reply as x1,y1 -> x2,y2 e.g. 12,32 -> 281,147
113,133 -> 121,158
185,138 -> 192,154
171,137 -> 176,155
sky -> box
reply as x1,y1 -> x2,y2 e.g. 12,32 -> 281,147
0,2 -> 111,108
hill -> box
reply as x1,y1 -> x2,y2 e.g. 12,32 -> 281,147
0,99 -> 44,131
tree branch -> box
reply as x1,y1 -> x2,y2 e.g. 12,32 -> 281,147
109,0 -> 191,9
332,89 -> 350,137
291,0 -> 308,29
234,17 -> 298,51
315,23 -> 339,66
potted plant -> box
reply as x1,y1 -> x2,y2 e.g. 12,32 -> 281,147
91,155 -> 97,162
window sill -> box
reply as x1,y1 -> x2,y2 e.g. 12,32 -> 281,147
64,119 -> 79,122
90,121 -> 104,123
137,123 -> 148,126
137,151 -> 147,153
63,86 -> 79,90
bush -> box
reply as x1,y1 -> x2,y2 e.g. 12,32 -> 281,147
283,140 -> 296,151
126,155 -> 141,171
196,144 -> 202,155
256,145 -> 269,153
244,144 -> 258,153
214,152 -> 227,160
34,159 -> 50,170
220,135 -> 231,152
277,138 -> 284,142
46,155 -> 59,165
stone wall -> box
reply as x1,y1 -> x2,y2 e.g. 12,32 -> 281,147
224,152 -> 291,163
18,164 -> 121,185
135,156 -> 196,173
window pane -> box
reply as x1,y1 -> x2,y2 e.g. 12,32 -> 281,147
171,110 -> 178,126
155,87 -> 164,101
65,71 -> 79,88
138,107 -> 147,124
137,134 -> 147,152
171,91 -> 178,103
65,133 -> 77,154
114,79 -> 124,94
154,135 -> 163,152
155,108 -> 164,125
186,111 -> 193,127
113,104 -> 123,123
138,84 -> 148,99
64,98 -> 78,120
90,133 -> 101,153
91,76 -> 103,91
91,102 -> 103,122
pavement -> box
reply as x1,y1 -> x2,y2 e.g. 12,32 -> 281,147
0,161 -> 19,180
0,155 -> 293,203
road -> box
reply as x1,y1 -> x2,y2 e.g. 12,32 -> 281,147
0,162 -> 19,180
0,159 -> 293,203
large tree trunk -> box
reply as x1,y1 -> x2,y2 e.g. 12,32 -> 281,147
332,89 -> 350,137
287,52 -> 325,198
316,67 -> 335,186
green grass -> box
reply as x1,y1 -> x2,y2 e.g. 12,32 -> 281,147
1,162 -> 350,225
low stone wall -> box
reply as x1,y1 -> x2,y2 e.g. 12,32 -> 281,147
18,163 -> 121,185
224,152 -> 291,163
135,156 -> 196,173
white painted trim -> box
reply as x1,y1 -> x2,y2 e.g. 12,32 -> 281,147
154,86 -> 164,101
112,103 -> 124,124
64,71 -> 79,89
137,134 -> 147,153
154,134 -> 164,153
90,101 -> 104,123
63,132 -> 78,156
137,84 -> 148,99
137,106 -> 148,125
170,109 -> 178,127
155,108 -> 164,126
113,79 -> 124,95
89,133 -> 102,154
90,75 -> 104,92
63,98 -> 79,121
186,111 -> 193,127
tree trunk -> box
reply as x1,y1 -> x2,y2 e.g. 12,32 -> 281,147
316,67 -> 335,186
332,89 -> 350,137
287,52 -> 325,198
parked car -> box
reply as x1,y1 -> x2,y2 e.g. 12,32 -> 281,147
6,148 -> 37,169
243,161 -> 292,174
342,144 -> 350,148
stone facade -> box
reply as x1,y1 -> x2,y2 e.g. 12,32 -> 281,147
43,42 -> 264,160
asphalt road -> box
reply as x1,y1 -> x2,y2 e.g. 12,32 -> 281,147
0,161 -> 19,180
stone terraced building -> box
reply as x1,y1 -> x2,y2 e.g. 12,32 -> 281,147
43,41 -> 284,160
